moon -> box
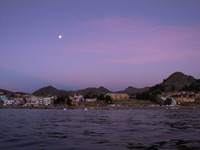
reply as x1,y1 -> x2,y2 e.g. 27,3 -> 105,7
58,35 -> 62,39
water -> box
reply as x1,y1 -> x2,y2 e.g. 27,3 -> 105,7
0,109 -> 200,150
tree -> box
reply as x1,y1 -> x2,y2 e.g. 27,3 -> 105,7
54,96 -> 65,104
164,98 -> 172,105
105,95 -> 112,104
84,94 -> 91,99
66,96 -> 72,106
171,86 -> 175,92
97,94 -> 104,100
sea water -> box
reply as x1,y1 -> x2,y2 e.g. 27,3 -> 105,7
0,109 -> 200,149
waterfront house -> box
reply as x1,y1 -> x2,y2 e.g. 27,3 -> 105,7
70,94 -> 84,106
0,95 -> 8,102
74,94 -> 84,101
38,97 -> 54,106
25,96 -> 40,107
13,98 -> 24,106
175,97 -> 195,104
106,93 -> 130,100
85,98 -> 97,102
3,99 -> 15,106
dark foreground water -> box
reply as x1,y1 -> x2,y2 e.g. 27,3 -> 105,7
0,109 -> 200,150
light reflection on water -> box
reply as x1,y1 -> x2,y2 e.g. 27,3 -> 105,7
0,109 -> 200,149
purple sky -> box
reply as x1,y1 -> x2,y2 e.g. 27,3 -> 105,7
1,0 -> 200,93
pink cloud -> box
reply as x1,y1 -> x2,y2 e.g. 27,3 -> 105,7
71,17 -> 200,64
106,48 -> 200,64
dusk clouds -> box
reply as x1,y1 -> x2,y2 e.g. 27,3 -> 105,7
80,18 -> 200,64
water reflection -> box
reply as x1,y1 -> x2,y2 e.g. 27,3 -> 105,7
0,109 -> 200,149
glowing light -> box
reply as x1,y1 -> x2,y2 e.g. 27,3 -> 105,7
58,35 -> 62,39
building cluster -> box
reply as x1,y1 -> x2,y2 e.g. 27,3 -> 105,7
1,90 -> 199,108
69,94 -> 105,107
157,91 -> 200,105
0,92 -> 130,107
0,92 -> 55,107
69,94 -> 84,106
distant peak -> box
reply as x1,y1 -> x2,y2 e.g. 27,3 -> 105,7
45,85 -> 54,88
166,72 -> 186,80
170,72 -> 185,76
127,86 -> 136,89
43,86 -> 58,89
99,86 -> 106,89
162,72 -> 197,91
98,86 -> 110,91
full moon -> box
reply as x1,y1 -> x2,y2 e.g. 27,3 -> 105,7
58,35 -> 62,39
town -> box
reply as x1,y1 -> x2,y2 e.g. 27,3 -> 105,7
1,90 -> 200,109
1,72 -> 200,109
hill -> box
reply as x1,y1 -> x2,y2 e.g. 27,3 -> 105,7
117,86 -> 150,95
32,86 -> 66,96
32,86 -> 111,97
76,86 -> 111,96
2,72 -> 199,97
135,72 -> 200,102
139,72 -> 199,97
162,72 -> 198,91
0,89 -> 14,97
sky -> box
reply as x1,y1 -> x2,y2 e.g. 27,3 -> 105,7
0,0 -> 200,93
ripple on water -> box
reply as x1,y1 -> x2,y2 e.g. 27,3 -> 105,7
0,109 -> 200,150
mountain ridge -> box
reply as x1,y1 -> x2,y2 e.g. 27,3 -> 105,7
162,72 -> 197,91
1,72 -> 199,97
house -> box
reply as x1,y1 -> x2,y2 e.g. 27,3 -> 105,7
13,98 -> 24,106
85,98 -> 97,102
175,97 -> 195,104
106,93 -> 130,100
3,99 -> 15,106
74,94 -> 84,101
30,96 -> 40,103
38,97 -> 54,106
70,94 -> 84,106
156,95 -> 177,106
0,95 -> 8,102
26,96 -> 40,107
0,95 -> 9,105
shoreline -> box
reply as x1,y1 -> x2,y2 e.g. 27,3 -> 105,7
1,105 -> 200,110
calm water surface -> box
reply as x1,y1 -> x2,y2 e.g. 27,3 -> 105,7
0,109 -> 200,150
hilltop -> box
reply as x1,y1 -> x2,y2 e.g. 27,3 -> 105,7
117,86 -> 150,95
32,86 -> 66,96
1,72 -> 200,97
149,72 -> 200,93
31,72 -> 200,96
134,72 -> 200,101
162,72 -> 197,91
76,86 -> 111,96
32,86 -> 111,97
0,89 -> 14,97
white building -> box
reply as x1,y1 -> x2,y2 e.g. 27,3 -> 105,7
74,94 -> 84,101
38,97 -> 54,106
85,98 -> 97,102
3,99 -> 15,106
